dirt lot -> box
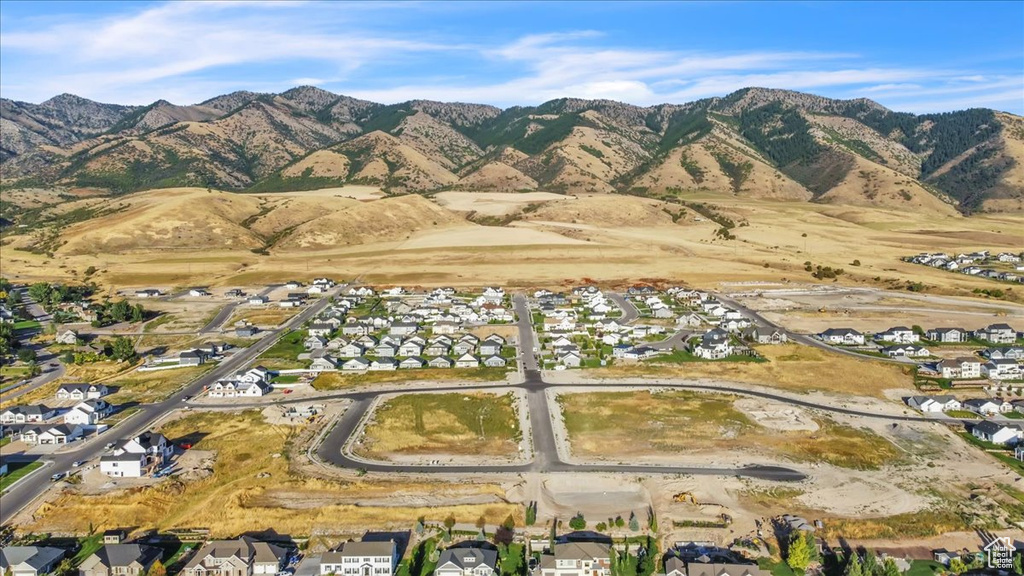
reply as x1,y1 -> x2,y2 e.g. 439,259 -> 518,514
23,409 -> 519,536
732,286 -> 1024,333
554,389 -> 904,470
433,191 -> 566,216
227,306 -> 302,328
354,391 -> 526,463
575,343 -> 915,398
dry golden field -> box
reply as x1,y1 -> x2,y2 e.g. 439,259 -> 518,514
25,410 -> 519,536
356,392 -> 521,459
2,187 -> 1022,302
558,390 -> 904,470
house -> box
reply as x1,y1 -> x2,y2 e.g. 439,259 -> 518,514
134,289 -> 161,298
55,329 -> 79,345
0,547 -> 66,576
225,289 -> 245,298
926,327 -> 967,343
907,395 -> 961,413
557,351 -> 583,367
56,383 -> 109,401
479,341 -> 503,356
425,343 -> 449,357
881,344 -> 930,358
685,562 -> 771,576
932,550 -> 961,567
975,323 -> 1018,344
285,281 -> 303,289
963,398 -> 1005,416
370,358 -> 399,371
875,326 -> 919,344
937,357 -> 983,379
0,404 -> 56,424
389,322 -> 419,336
64,400 -> 113,426
235,325 -> 259,338
434,547 -> 499,576
691,329 -> 733,360
103,530 -> 127,545
78,544 -> 162,576
181,537 -> 287,576
429,356 -> 454,369
37,424 -> 84,445
456,353 -> 480,368
189,288 -> 210,297
452,341 -> 476,356
400,356 -> 426,369
741,326 -> 788,345
676,312 -> 704,328
308,323 -> 335,337
539,542 -> 611,576
483,355 -> 507,368
320,540 -> 398,576
818,328 -> 865,345
100,431 -> 173,477
971,421 -> 1022,446
342,357 -> 371,371
984,359 -> 1022,380
179,349 -> 208,366
338,343 -> 365,358
985,346 -> 1024,360
433,321 -> 461,335
248,295 -> 269,305
304,335 -> 328,351
310,356 -> 338,372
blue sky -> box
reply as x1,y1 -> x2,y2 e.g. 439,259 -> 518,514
1,1 -> 1021,113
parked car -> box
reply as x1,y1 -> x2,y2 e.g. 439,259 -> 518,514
72,460 -> 84,467
50,472 -> 65,482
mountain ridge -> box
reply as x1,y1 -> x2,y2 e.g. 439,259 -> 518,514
2,86 -> 1021,213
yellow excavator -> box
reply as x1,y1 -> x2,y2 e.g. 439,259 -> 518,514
673,492 -> 698,504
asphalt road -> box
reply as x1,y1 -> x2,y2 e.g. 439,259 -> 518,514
606,293 -> 639,324
1,291 -> 66,400
0,286 -> 342,525
200,285 -> 279,334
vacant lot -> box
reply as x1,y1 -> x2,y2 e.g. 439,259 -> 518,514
357,392 -> 521,459
585,343 -> 914,398
559,390 -> 903,470
25,410 -> 518,536
228,307 -> 301,327
312,367 -> 508,390
256,330 -> 308,369
108,365 -> 214,404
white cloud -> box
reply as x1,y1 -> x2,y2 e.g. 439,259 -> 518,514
1,1 -> 1020,113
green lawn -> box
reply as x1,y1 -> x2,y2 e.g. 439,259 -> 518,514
262,329 -> 306,359
905,560 -> 944,576
271,374 -> 301,384
944,410 -> 979,419
71,534 -> 104,565
13,320 -> 41,331
653,349 -> 765,363
756,558 -> 796,576
500,543 -> 527,576
1002,411 -> 1024,419
0,461 -> 44,492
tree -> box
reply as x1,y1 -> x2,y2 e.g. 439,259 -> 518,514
615,515 -> 625,528
628,512 -> 639,532
843,554 -> 863,576
109,299 -> 132,323
947,558 -> 966,575
476,516 -> 487,530
502,514 -> 515,531
55,559 -> 74,576
647,507 -> 657,532
444,513 -> 456,531
525,502 -> 536,526
28,361 -> 40,377
17,347 -> 37,363
131,304 -> 145,323
595,522 -> 607,532
786,532 -> 812,574
880,558 -> 900,576
862,551 -> 878,576
569,513 -> 586,531
147,560 -> 167,576
27,283 -> 52,305
110,336 -> 137,362
1012,552 -> 1022,576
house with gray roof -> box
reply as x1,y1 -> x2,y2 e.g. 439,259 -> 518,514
434,547 -> 498,576
181,537 -> 286,576
79,544 -> 161,576
1,547 -> 66,576
539,542 -> 611,576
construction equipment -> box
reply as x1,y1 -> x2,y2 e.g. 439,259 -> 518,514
673,492 -> 698,504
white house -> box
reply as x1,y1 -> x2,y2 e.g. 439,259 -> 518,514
320,541 -> 398,576
434,548 -> 498,576
100,431 -> 173,478
938,357 -> 983,379
972,421 -> 1022,446
875,326 -> 919,344
64,400 -> 113,426
818,328 -> 865,345
907,395 -> 961,413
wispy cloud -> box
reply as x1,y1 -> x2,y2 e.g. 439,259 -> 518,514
1,1 -> 1021,113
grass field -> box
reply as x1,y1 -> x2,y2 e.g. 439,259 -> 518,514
312,367 -> 509,389
26,410 -> 518,535
257,330 -> 309,369
559,390 -> 904,469
107,365 -> 214,404
582,343 -> 915,398
229,307 -> 301,327
819,507 -> 969,539
358,392 -> 521,458
0,461 -> 44,492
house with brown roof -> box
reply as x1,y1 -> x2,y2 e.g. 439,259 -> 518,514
180,537 -> 286,576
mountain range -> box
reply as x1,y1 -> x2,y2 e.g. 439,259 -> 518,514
2,86 -> 1022,214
